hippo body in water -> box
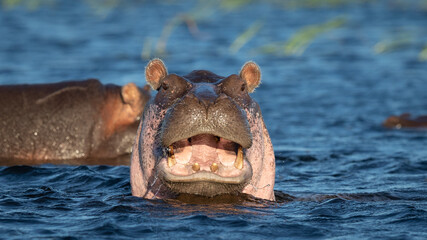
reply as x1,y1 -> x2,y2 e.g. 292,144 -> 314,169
0,79 -> 150,162
131,59 -> 275,201
383,113 -> 427,129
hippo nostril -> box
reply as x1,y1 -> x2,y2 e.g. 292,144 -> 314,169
186,93 -> 198,101
217,93 -> 229,100
193,84 -> 219,109
213,94 -> 229,105
199,98 -> 215,109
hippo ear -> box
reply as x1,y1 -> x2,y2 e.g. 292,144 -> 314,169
122,82 -> 143,115
239,61 -> 261,93
145,58 -> 168,90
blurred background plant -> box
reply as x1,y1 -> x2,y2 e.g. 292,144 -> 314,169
255,17 -> 346,56
2,0 -> 427,63
2,0 -> 55,10
420,45 -> 427,61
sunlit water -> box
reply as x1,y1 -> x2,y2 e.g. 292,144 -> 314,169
1,1 -> 426,239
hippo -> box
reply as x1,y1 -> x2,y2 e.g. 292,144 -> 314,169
131,59 -> 275,201
383,113 -> 427,129
0,79 -> 150,162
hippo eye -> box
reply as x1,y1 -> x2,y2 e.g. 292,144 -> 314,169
161,82 -> 169,90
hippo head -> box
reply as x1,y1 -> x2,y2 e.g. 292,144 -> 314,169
91,83 -> 151,159
130,59 -> 275,201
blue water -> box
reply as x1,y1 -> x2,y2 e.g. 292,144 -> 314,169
1,0 -> 427,239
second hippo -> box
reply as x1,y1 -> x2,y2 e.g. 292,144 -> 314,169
0,79 -> 150,162
131,59 -> 275,201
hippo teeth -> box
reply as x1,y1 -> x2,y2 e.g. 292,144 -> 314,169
210,162 -> 218,172
165,135 -> 245,171
234,146 -> 244,170
167,145 -> 176,167
192,163 -> 200,172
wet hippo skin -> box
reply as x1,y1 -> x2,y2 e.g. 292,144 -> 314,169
383,113 -> 427,129
0,79 -> 150,162
131,59 -> 276,201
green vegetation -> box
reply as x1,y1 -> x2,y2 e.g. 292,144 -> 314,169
419,45 -> 427,61
85,0 -> 121,17
150,2 -> 216,57
141,38 -> 153,60
257,17 -> 346,56
278,0 -> 361,9
1,0 -> 55,10
230,20 -> 263,54
220,0 -> 252,10
373,34 -> 427,62
373,37 -> 413,54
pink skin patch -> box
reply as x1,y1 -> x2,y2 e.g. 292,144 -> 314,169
130,106 -> 168,199
241,108 -> 275,201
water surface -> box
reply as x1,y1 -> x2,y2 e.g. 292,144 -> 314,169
0,1 -> 426,239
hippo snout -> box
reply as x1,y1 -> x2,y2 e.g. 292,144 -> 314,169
160,91 -> 252,149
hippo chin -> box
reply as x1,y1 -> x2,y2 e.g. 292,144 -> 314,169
131,59 -> 275,201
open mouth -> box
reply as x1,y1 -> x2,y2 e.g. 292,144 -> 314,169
157,133 -> 252,196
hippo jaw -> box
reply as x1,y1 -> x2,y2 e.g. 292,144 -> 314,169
156,133 -> 253,197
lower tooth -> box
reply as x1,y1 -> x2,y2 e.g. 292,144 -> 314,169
210,163 -> 218,172
168,156 -> 176,167
234,146 -> 244,170
192,163 -> 200,172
